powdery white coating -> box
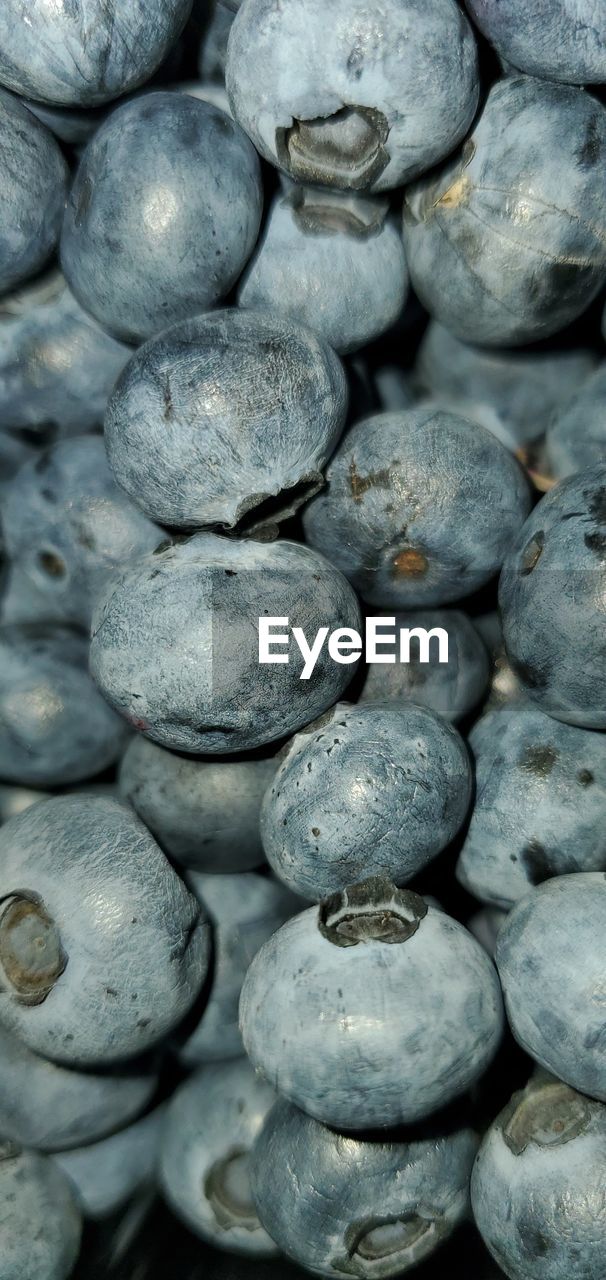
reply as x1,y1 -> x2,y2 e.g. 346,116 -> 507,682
0,795 -> 210,1065
240,898 -> 504,1128
499,467 -> 606,728
239,187 -> 409,354
496,874 -> 606,1101
0,1026 -> 157,1152
251,1097 -> 479,1278
303,408 -> 531,607
90,534 -> 362,754
0,90 -> 69,296
466,0 -> 606,84
0,1146 -> 81,1280
119,735 -> 275,872
54,1105 -> 163,1220
0,0 -> 192,106
61,93 -> 262,345
105,308 -> 347,530
359,608 -> 490,722
472,1075 -> 606,1280
0,624 -> 127,786
457,703 -> 606,909
403,78 -> 606,346
226,0 -> 479,193
547,364 -> 606,478
160,1059 -> 278,1255
261,702 -> 472,901
179,872 -> 298,1064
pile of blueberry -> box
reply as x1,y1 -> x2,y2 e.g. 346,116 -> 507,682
0,1 -> 605,1278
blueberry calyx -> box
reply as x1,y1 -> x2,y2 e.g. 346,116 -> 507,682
502,1079 -> 592,1156
392,547 -> 429,579
335,1213 -> 442,1276
318,877 -> 428,947
276,107 -> 390,191
0,894 -> 67,1004
287,185 -> 389,239
204,1147 -> 261,1233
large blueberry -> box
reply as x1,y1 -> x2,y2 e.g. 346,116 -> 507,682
0,90 -> 68,296
160,1058 -> 277,1255
0,1 -> 192,106
251,1097 -> 478,1277
105,308 -> 346,530
499,467 -> 606,728
403,78 -> 606,346
61,93 -> 262,344
496,873 -> 606,1101
0,624 -> 127,786
0,1144 -> 81,1280
240,879 -> 503,1129
90,534 -> 361,754
359,608 -> 490,722
457,703 -> 606,909
0,795 -> 210,1065
260,702 -> 471,901
547,364 -> 606,479
303,408 -> 530,607
472,1073 -> 606,1280
226,0 -> 479,193
466,1 -> 606,84
54,1105 -> 164,1220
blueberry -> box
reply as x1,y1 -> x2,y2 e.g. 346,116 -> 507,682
457,703 -> 606,909
119,736 -> 276,873
54,1105 -> 164,1221
466,0 -> 606,85
104,308 -> 346,530
0,90 -> 68,296
260,703 -> 472,901
178,78 -> 232,117
178,871 -> 298,1065
240,878 -> 504,1128
239,185 -> 409,355
374,365 -> 417,413
468,907 -> 508,960
303,408 -> 530,607
0,566 -> 69,628
0,794 -> 210,1065
0,1 -> 192,106
499,467 -> 606,728
0,1025 -> 157,1153
160,1058 -> 278,1256
61,93 -> 262,344
496,873 -> 606,1101
90,533 -> 361,754
3,437 -> 162,629
547,364 -> 606,478
226,0 -> 479,193
359,609 -> 490,723
472,1073 -> 606,1280
0,785 -> 50,823
0,1144 -> 81,1280
251,1096 -> 479,1277
402,78 -> 606,346
196,0 -> 234,83
0,624 -> 127,786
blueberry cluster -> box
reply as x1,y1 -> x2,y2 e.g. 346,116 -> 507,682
0,3 -> 605,1279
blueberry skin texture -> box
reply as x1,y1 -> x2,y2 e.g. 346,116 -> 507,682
90,534 -> 362,754
0,624 -> 127,786
0,1145 -> 81,1280
61,94 -> 262,345
0,0 -> 192,106
403,78 -> 606,347
105,308 -> 346,530
3,437 -> 162,629
0,794 -> 210,1065
119,735 -> 276,872
179,872 -> 298,1065
261,702 -> 472,901
240,885 -> 504,1129
457,704 -> 606,909
54,1105 -> 164,1220
239,187 -> 409,355
359,609 -> 490,723
466,1 -> 606,85
160,1059 -> 278,1255
251,1097 -> 479,1278
472,1074 -> 606,1280
0,90 -> 69,296
226,0 -> 479,193
496,874 -> 606,1101
303,408 -> 531,607
547,364 -> 606,479
0,1026 -> 157,1153
499,467 -> 606,728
